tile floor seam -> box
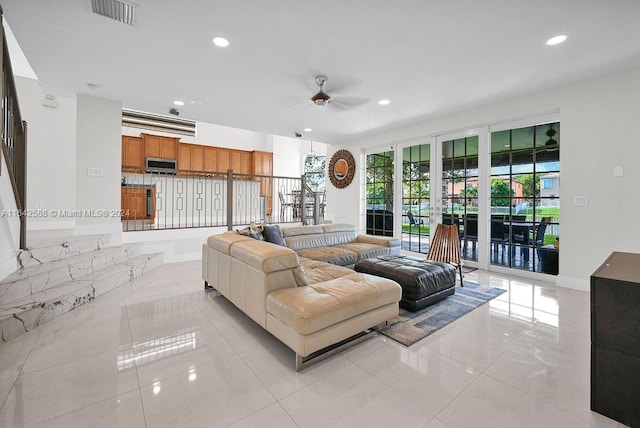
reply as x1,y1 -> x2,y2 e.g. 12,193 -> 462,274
425,345 -> 509,425
480,370 -> 594,424
0,328 -> 44,413
272,401 -> 302,428
351,342 -> 481,417
124,303 -> 148,428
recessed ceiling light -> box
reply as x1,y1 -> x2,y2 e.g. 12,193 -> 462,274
546,35 -> 567,46
173,100 -> 184,106
378,99 -> 391,106
213,37 -> 229,47
304,128 -> 312,132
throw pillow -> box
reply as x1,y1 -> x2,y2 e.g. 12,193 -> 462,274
237,222 -> 265,241
263,224 -> 286,246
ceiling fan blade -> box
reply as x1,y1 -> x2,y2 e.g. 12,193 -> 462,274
331,97 -> 370,109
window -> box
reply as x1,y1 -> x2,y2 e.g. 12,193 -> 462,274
304,155 -> 326,191
542,178 -> 552,189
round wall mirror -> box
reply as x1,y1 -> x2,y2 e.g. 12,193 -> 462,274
328,149 -> 355,188
334,159 -> 348,179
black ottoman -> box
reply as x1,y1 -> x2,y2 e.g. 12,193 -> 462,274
354,255 -> 457,311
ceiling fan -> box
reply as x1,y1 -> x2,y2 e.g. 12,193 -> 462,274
308,75 -> 368,109
536,124 -> 560,153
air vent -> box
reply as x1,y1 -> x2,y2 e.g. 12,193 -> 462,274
122,108 -> 196,137
91,0 -> 137,26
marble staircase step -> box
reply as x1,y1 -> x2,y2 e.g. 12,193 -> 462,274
0,253 -> 164,343
17,234 -> 110,269
0,244 -> 142,304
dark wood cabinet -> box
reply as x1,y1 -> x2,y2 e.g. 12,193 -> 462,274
591,252 -> 640,427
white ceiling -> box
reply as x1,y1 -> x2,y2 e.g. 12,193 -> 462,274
3,0 -> 640,144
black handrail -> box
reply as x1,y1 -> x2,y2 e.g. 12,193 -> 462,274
0,9 -> 28,249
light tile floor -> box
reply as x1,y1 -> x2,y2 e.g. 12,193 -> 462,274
0,261 -> 628,427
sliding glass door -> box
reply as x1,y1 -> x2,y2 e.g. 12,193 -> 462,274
400,143 -> 431,252
363,116 -> 559,276
365,150 -> 394,236
440,135 -> 480,263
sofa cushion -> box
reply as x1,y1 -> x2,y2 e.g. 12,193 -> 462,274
282,225 -> 327,251
263,224 -> 286,246
334,242 -> 390,260
296,247 -> 358,266
266,273 -> 402,335
230,239 -> 299,273
321,223 -> 356,234
207,232 -> 252,254
299,257 -> 354,284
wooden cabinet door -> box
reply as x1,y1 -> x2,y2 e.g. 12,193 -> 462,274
218,149 -> 230,172
160,138 -> 178,159
252,151 -> 273,175
178,144 -> 191,172
204,147 -> 218,172
121,188 -> 147,220
240,151 -> 252,175
231,150 -> 242,174
122,136 -> 144,172
143,134 -> 178,159
144,134 -> 161,159
191,146 -> 204,172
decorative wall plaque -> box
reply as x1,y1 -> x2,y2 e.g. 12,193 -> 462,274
328,149 -> 355,189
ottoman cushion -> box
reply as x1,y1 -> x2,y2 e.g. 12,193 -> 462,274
354,255 -> 456,311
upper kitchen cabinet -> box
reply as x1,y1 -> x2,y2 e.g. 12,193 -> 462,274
142,133 -> 179,160
252,151 -> 273,176
122,136 -> 144,172
204,147 -> 218,172
178,143 -> 205,173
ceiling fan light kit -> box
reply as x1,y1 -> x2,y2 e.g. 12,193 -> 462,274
311,75 -> 331,106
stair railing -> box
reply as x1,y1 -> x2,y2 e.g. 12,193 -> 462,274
0,8 -> 28,249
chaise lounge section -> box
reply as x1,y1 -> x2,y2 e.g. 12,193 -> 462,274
201,224 -> 402,369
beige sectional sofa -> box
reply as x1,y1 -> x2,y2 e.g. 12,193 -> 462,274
201,223 -> 402,369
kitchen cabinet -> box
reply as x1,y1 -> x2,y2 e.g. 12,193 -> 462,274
218,149 -> 230,172
231,150 -> 242,174
121,186 -> 155,220
240,151 -> 252,175
142,133 -> 178,160
591,252 -> 640,427
252,151 -> 273,217
204,147 -> 217,172
191,145 -> 204,172
178,144 -> 191,172
121,136 -> 144,172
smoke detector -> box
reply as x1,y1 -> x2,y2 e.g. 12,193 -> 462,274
91,0 -> 137,26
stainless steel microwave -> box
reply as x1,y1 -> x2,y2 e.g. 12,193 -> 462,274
146,157 -> 177,172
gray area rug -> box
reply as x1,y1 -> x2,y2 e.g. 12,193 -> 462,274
378,281 -> 506,347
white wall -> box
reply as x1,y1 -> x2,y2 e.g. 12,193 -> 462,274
14,76 -> 77,230
329,66 -> 640,290
75,95 -> 122,236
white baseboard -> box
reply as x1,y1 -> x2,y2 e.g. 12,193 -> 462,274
555,275 -> 589,292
